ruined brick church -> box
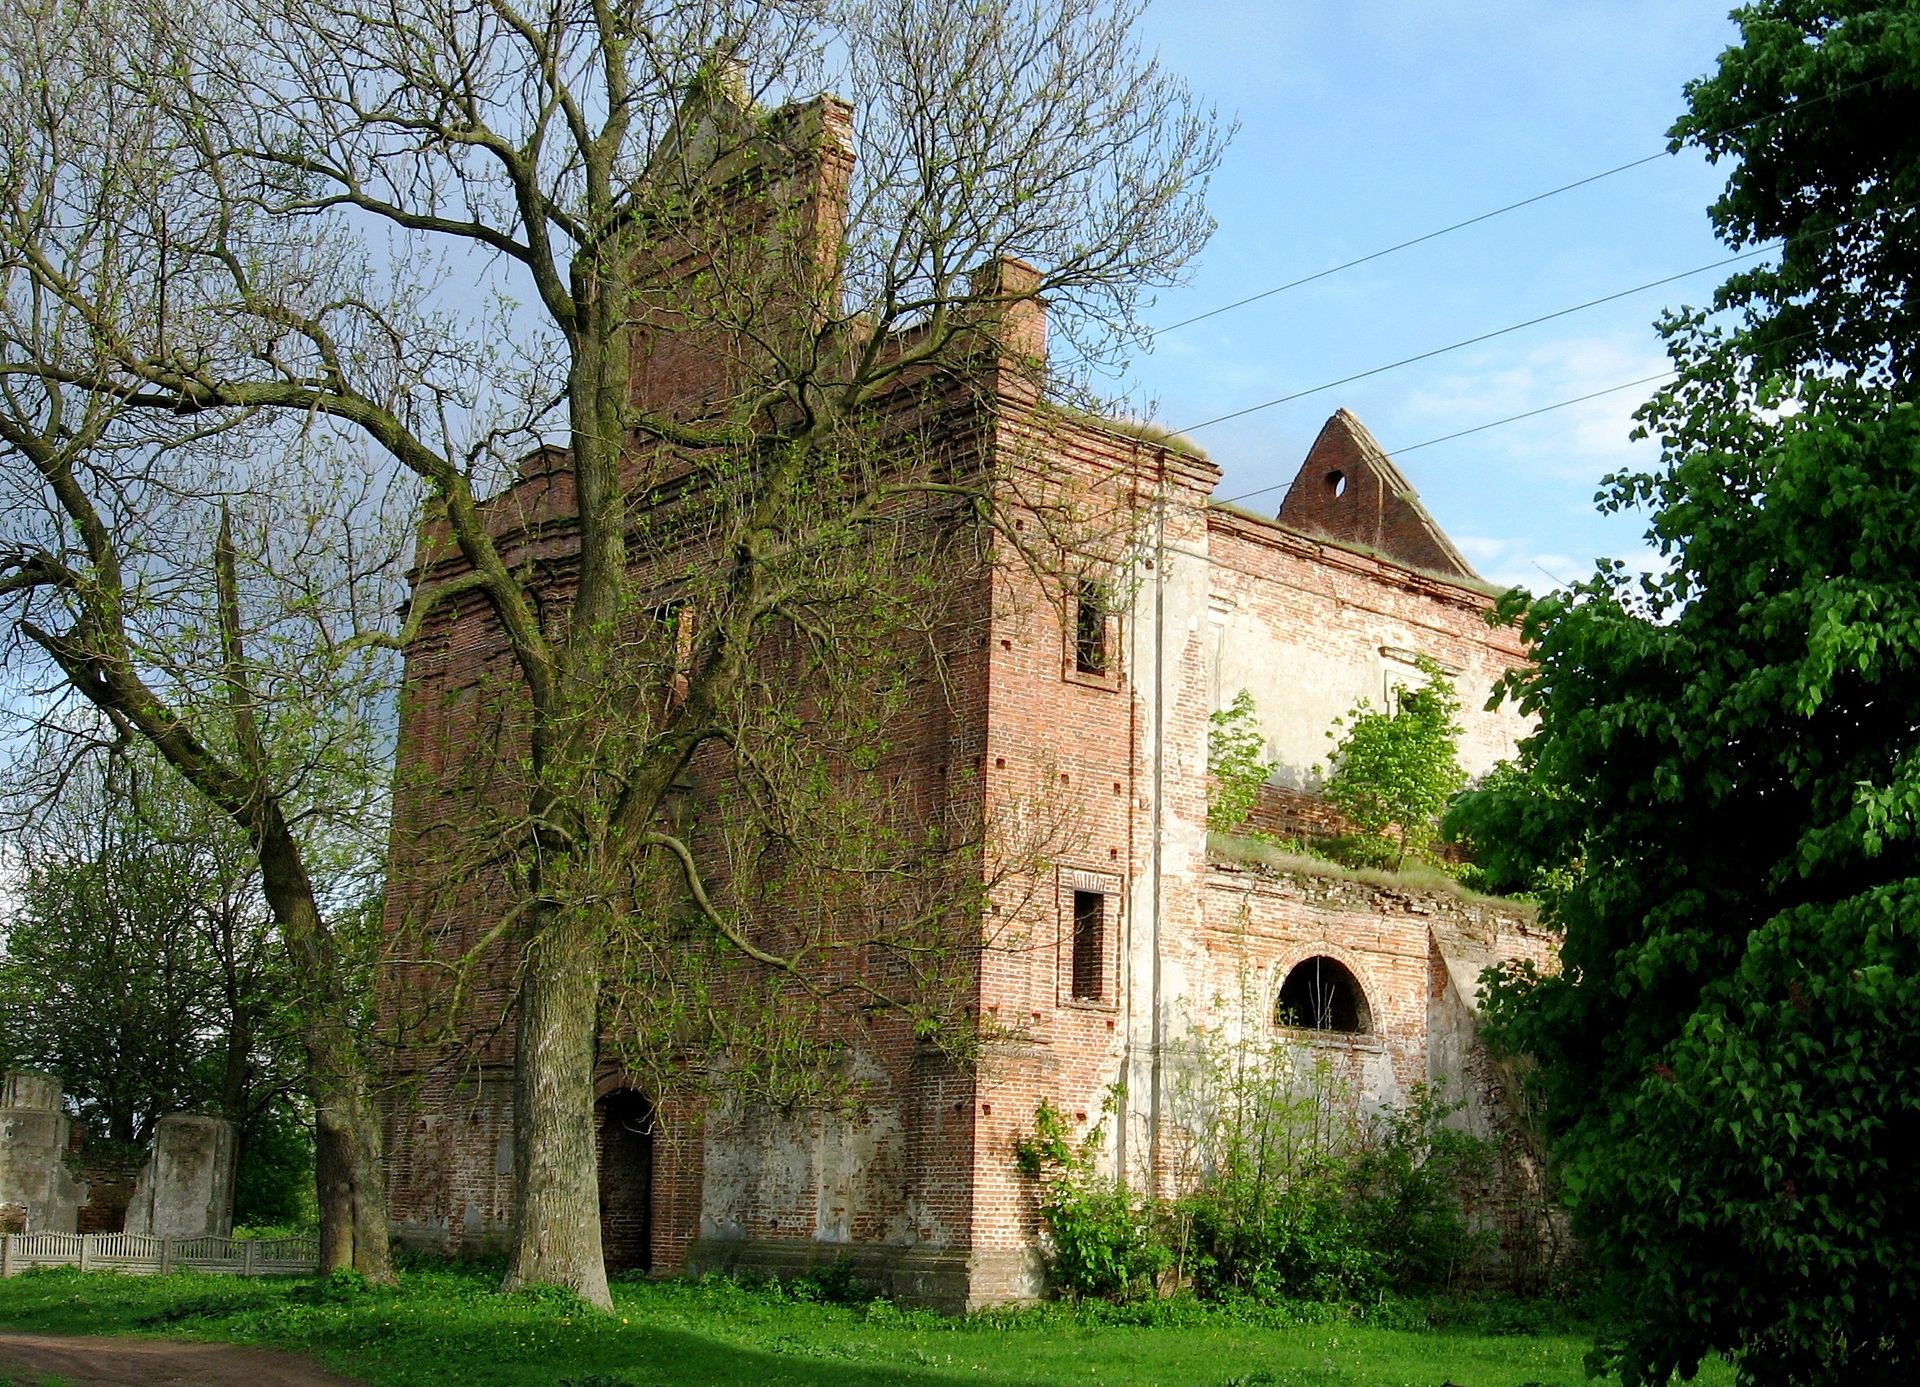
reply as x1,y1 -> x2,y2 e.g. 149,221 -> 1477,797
378,84 -> 1551,1308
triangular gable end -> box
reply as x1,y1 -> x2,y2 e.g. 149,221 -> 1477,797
1274,409 -> 1477,580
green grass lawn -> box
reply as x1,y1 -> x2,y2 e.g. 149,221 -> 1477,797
0,1265 -> 1735,1387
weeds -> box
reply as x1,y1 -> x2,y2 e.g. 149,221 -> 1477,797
1019,1031 -> 1493,1305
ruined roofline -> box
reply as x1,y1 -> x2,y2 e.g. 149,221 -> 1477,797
1269,408 -> 1478,581
1206,499 -> 1510,603
1040,402 -> 1212,462
1323,406 -> 1475,578
637,58 -> 854,214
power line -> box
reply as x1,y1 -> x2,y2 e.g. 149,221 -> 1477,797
1390,371 -> 1676,457
1215,310 -> 1854,510
1156,153 -> 1667,335
1154,72 -> 1885,340
1175,245 -> 1774,436
1216,369 -> 1677,509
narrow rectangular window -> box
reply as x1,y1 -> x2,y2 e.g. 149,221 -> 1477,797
1074,578 -> 1110,674
655,602 -> 696,707
1071,889 -> 1106,1001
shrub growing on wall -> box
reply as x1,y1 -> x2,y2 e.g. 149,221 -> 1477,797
1015,1099 -> 1170,1300
1207,691 -> 1273,833
1017,1043 -> 1492,1302
1322,658 -> 1467,869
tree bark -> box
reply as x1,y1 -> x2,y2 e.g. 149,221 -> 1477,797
502,906 -> 611,1309
258,833 -> 394,1282
312,1074 -> 392,1279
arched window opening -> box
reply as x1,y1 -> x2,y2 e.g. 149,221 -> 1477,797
1276,956 -> 1372,1034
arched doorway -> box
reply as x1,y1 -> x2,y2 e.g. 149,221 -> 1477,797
596,1087 -> 653,1272
1276,955 -> 1373,1034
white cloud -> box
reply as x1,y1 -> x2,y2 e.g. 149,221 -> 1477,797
1454,531 -> 1670,596
1397,332 -> 1672,481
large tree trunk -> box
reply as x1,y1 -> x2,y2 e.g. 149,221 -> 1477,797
502,910 -> 611,1309
312,1072 -> 393,1280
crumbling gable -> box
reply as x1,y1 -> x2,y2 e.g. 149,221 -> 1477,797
1276,408 -> 1476,579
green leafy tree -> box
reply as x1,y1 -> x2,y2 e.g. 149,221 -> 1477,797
2,763 -> 232,1145
1440,759 -> 1572,897
1320,658 -> 1465,869
1478,7 -> 1920,1381
1673,0 -> 1920,391
1206,690 -> 1272,833
1,744 -> 313,1219
1484,385 -> 1920,1387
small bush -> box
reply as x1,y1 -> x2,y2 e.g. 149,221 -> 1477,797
1177,1166 -> 1381,1301
1015,1099 -> 1170,1300
1347,1084 -> 1492,1291
288,1267 -> 377,1306
1321,657 -> 1467,869
786,1254 -> 870,1305
1207,691 -> 1273,833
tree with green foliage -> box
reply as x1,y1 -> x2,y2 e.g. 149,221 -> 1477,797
0,744 -> 316,1221
1672,0 -> 1920,392
1477,5 -> 1920,1382
1206,690 -> 1273,833
1320,658 -> 1465,870
1441,759 -> 1571,898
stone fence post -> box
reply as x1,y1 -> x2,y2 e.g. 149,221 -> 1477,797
78,1234 -> 92,1272
159,1238 -> 173,1275
2,1233 -> 14,1277
243,1240 -> 259,1276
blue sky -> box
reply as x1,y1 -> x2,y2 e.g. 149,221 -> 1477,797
1123,1 -> 1745,591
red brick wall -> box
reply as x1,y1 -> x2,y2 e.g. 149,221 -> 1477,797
376,78 -> 1547,1302
1274,409 -> 1474,579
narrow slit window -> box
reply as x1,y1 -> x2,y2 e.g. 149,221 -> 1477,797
1070,889 -> 1106,1001
1074,578 -> 1111,675
655,602 -> 696,707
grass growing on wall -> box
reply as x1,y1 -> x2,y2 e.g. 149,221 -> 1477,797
0,1263 -> 1737,1387
1206,831 -> 1537,917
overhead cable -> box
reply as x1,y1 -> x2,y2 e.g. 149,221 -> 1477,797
1217,370 -> 1678,508
1174,245 -> 1775,436
1156,153 -> 1666,335
1154,72 -> 1884,339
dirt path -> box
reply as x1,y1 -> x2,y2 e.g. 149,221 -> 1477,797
0,1333 -> 361,1386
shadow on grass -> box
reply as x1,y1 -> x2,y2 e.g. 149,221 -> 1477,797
0,1269 -> 1032,1387
0,1266 -> 1679,1387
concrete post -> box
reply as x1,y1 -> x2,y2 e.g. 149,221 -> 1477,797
78,1234 -> 92,1272
244,1240 -> 259,1276
0,1070 -> 85,1233
159,1238 -> 173,1275
2,1233 -> 14,1277
124,1115 -> 238,1238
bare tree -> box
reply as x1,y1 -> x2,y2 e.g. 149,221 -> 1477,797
0,2 -> 409,1267
1,0 -> 1224,1306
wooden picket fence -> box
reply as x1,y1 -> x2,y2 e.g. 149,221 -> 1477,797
0,1231 -> 318,1278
